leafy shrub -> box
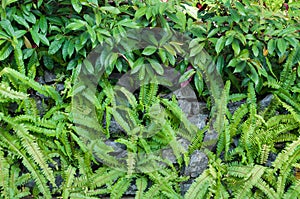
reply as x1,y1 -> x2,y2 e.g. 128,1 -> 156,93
0,0 -> 300,198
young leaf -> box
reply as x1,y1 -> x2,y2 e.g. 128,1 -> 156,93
71,0 -> 82,13
142,46 -> 157,56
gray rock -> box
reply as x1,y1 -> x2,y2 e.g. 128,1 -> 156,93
35,76 -> 45,84
183,150 -> 208,178
44,71 -> 56,83
202,129 -> 219,151
125,183 -> 137,195
188,114 -> 207,130
259,94 -> 273,111
56,83 -> 65,92
228,99 -> 246,114
161,138 -> 190,164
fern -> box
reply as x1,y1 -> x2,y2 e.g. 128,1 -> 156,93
0,83 -> 28,100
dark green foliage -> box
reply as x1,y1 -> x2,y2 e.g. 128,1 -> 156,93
0,0 -> 299,198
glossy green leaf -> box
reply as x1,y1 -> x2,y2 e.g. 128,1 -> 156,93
267,39 -> 275,55
66,21 -> 86,30
277,38 -> 287,54
179,69 -> 195,83
86,25 -> 96,43
39,16 -> 47,33
24,12 -> 36,24
13,15 -> 29,29
0,42 -> 13,61
142,46 -> 157,56
101,6 -> 120,15
71,0 -> 82,13
147,58 -> 164,75
215,36 -> 226,54
0,20 -> 14,36
38,33 -> 49,46
43,55 -> 54,70
83,59 -> 94,74
67,59 -> 77,70
30,26 -> 40,46
194,72 -> 204,95
232,39 -> 240,56
190,42 -> 205,57
62,40 -> 69,61
252,45 -> 259,57
131,57 -> 144,74
48,39 -> 64,55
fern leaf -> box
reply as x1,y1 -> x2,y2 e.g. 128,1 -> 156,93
184,170 -> 211,199
0,67 -> 62,104
62,165 -> 76,199
0,130 -> 51,198
0,83 -> 28,100
0,151 -> 9,199
234,165 -> 266,199
110,177 -> 132,199
255,179 -> 279,199
284,180 -> 300,199
135,177 -> 147,199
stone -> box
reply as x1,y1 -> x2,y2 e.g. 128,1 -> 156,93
44,71 -> 56,83
183,150 -> 208,178
259,94 -> 273,111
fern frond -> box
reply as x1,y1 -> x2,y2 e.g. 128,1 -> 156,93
0,67 -> 62,104
280,50 -> 296,89
62,165 -> 76,199
255,179 -> 279,199
0,150 -> 9,199
90,169 -> 125,189
110,177 -> 132,199
135,177 -> 147,199
184,170 -> 211,199
234,165 -> 266,199
0,83 -> 28,100
273,136 -> 300,173
284,180 -> 300,198
0,130 -> 51,198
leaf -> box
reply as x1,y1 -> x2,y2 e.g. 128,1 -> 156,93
142,46 -> 157,56
0,20 -> 14,36
71,0 -> 82,13
232,39 -> 240,56
24,12 -> 36,24
179,69 -> 195,83
215,36 -> 226,54
23,36 -> 32,48
135,7 -> 147,19
67,59 -> 77,70
66,21 -> 86,30
39,16 -> 47,33
267,39 -> 275,55
43,55 -> 54,70
147,58 -> 164,75
62,40 -> 69,61
83,59 -> 94,74
38,33 -> 49,46
252,45 -> 259,57
190,42 -> 205,57
30,26 -> 40,46
131,57 -> 144,74
13,15 -> 30,29
86,25 -> 96,43
48,39 -> 64,54
0,42 -> 13,61
101,6 -> 121,14
194,72 -> 204,95
277,38 -> 287,54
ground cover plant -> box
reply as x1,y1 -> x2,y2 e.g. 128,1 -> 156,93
0,0 -> 300,198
